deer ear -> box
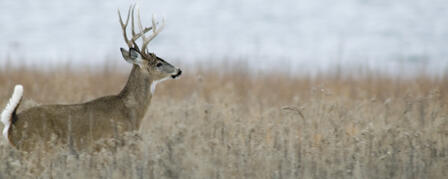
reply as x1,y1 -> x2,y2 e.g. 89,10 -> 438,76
121,48 -> 144,66
129,48 -> 141,59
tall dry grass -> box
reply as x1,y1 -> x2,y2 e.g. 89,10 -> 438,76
0,62 -> 447,178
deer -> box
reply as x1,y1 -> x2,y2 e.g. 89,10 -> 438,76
0,5 -> 182,152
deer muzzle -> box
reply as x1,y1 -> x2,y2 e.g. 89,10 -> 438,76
172,69 -> 182,79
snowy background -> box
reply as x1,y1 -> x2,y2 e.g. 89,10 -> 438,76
0,0 -> 447,76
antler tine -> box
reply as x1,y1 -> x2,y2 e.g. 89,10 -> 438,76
131,7 -> 153,43
118,5 -> 134,48
131,6 -> 136,37
129,5 -> 141,51
141,15 -> 165,53
136,9 -> 149,52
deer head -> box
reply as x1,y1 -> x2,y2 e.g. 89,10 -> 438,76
118,5 -> 182,82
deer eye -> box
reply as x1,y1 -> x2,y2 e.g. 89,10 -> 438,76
156,63 -> 163,67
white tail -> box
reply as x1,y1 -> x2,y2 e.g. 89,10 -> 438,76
1,85 -> 23,143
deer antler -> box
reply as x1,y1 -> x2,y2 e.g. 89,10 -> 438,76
138,9 -> 165,54
118,5 -> 163,54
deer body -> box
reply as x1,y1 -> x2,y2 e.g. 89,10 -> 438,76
1,5 -> 181,152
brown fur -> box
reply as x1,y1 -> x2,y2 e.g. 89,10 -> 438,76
5,6 -> 181,153
8,65 -> 167,152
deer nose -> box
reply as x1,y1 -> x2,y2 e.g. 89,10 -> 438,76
172,69 -> 182,79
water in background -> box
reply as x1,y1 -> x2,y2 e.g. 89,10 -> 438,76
0,0 -> 447,76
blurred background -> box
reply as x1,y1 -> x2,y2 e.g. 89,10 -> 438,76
0,0 -> 447,76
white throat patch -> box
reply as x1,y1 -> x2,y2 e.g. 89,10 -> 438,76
150,77 -> 170,94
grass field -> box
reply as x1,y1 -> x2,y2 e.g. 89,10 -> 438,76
0,62 -> 447,178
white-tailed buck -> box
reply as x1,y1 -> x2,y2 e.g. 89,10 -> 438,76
1,5 -> 181,152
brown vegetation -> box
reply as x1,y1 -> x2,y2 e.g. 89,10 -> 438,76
0,62 -> 447,178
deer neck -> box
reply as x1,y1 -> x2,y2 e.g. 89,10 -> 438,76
118,65 -> 154,126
